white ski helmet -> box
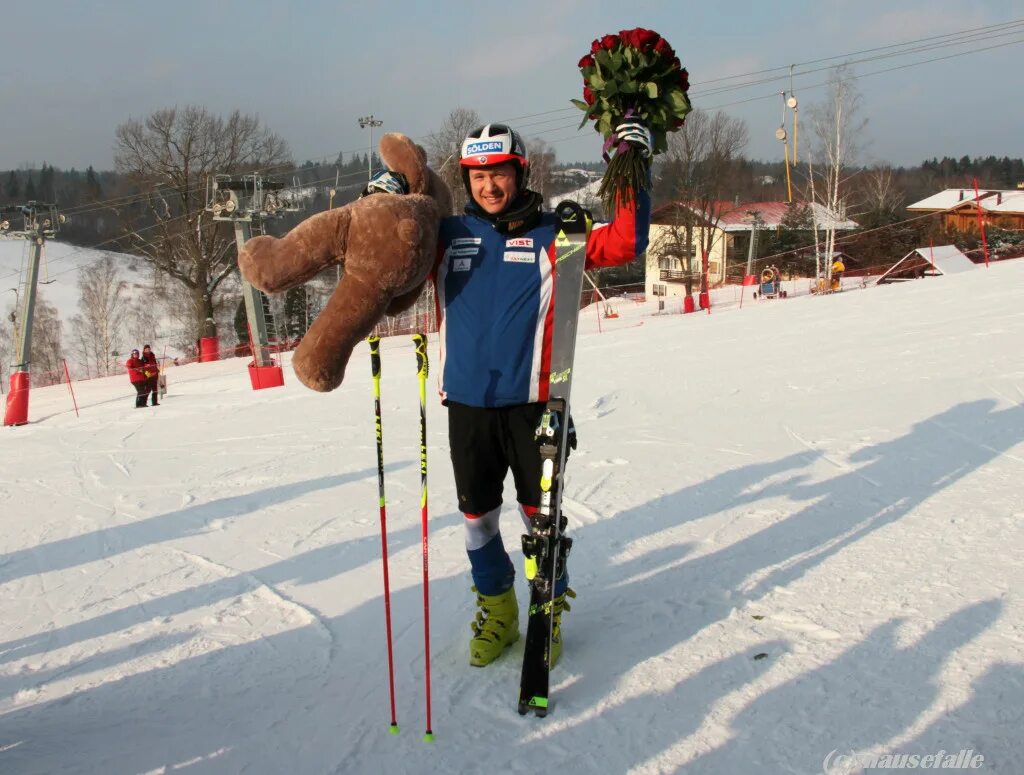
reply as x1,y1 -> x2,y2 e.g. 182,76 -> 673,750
459,124 -> 529,189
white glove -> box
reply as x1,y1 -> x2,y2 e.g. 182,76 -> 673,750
615,121 -> 652,158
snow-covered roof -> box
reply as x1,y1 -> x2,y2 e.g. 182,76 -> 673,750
925,245 -> 977,274
983,191 -> 1024,214
876,244 -> 976,283
652,200 -> 859,232
546,178 -> 603,210
906,188 -> 1024,213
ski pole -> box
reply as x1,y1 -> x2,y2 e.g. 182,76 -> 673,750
412,332 -> 434,742
369,336 -> 400,735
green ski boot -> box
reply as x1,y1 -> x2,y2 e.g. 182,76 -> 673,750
550,588 -> 576,668
469,586 -> 519,667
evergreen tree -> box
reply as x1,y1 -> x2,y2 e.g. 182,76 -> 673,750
234,298 -> 249,345
770,202 -> 816,276
39,163 -> 55,200
5,171 -> 19,199
24,174 -> 36,200
283,286 -> 309,339
85,166 -> 102,198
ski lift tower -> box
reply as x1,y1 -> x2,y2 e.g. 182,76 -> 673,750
206,174 -> 301,390
3,202 -> 64,426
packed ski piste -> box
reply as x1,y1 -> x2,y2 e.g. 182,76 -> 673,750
3,26 -> 1023,775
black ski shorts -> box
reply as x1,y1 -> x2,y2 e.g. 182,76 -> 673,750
447,401 -> 574,515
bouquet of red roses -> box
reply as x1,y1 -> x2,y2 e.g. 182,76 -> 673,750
572,28 -> 692,210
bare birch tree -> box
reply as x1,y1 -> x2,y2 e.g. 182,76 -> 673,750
425,108 -> 480,215
70,255 -> 130,377
808,66 -> 867,286
525,138 -> 556,204
113,106 -> 290,342
658,109 -> 749,294
27,295 -> 63,385
0,305 -> 11,388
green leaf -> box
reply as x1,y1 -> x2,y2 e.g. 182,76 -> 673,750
667,89 -> 689,112
619,80 -> 638,95
595,48 -> 612,70
604,80 -> 619,97
642,81 -> 658,99
589,72 -> 606,90
570,98 -> 590,112
610,50 -> 624,71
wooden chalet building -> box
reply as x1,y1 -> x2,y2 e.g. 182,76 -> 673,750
906,188 -> 1024,232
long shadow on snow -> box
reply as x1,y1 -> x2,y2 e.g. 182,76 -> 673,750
550,399 -> 1023,773
682,600 -> 1005,775
897,659 -> 1024,773
1,401 -> 1020,774
0,443 -> 819,773
0,466 -> 404,586
0,511 -> 429,671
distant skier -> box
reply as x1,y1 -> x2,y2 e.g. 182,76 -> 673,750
125,349 -> 149,408
369,122 -> 652,667
831,257 -> 846,292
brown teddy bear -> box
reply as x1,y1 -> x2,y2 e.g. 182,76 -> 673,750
238,133 -> 452,392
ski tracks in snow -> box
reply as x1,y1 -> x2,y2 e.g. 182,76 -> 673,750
168,548 -> 336,658
785,425 -> 881,487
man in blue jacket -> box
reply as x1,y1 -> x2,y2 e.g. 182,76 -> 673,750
374,122 -> 651,667
435,122 -> 652,668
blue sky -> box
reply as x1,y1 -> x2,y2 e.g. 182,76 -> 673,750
0,0 -> 1022,171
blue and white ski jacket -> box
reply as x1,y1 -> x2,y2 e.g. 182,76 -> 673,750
433,191 -> 650,407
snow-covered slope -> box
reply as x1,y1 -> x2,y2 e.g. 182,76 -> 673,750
1,261 -> 1022,774
0,241 -> 122,320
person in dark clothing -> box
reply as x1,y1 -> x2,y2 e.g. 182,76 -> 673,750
126,349 -> 149,408
141,344 -> 160,406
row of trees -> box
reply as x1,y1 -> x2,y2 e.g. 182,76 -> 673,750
0,253 -> 170,387
4,73 -> 1022,377
644,66 -> 1018,291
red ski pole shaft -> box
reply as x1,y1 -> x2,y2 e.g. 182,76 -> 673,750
62,359 -> 79,418
368,336 -> 399,734
413,332 -> 434,742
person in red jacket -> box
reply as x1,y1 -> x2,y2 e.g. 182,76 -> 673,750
141,344 -> 160,406
125,349 -> 150,408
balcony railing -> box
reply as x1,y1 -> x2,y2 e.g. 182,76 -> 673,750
659,269 -> 692,282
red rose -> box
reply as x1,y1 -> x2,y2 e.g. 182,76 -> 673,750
578,53 -> 595,69
673,117 -> 686,129
583,86 -> 595,105
600,34 -> 620,50
591,38 -> 602,53
654,38 -> 674,58
679,68 -> 690,91
618,28 -> 640,48
671,56 -> 681,70
633,28 -> 660,51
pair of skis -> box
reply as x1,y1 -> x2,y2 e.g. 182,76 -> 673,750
518,201 -> 592,717
369,332 -> 434,741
